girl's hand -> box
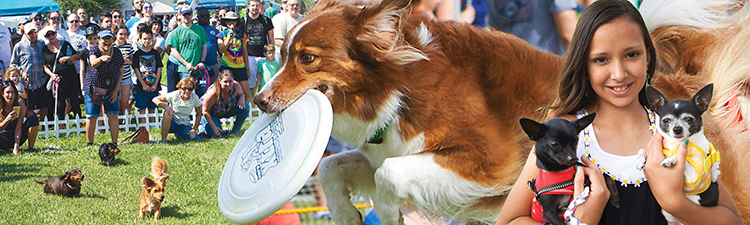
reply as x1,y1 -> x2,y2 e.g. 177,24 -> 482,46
5,111 -> 19,122
58,56 -> 69,64
643,132 -> 689,212
101,55 -> 112,62
572,156 -> 609,224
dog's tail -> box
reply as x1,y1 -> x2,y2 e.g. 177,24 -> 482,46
34,179 -> 47,184
150,157 -> 168,179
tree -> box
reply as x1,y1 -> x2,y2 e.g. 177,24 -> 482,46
54,0 -> 122,21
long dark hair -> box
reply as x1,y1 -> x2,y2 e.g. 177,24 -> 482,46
0,80 -> 19,116
552,0 -> 656,116
215,69 -> 234,102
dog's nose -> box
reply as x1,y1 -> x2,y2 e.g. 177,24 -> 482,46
673,126 -> 683,135
254,92 -> 272,113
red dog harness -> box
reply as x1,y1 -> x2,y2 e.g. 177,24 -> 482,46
528,166 -> 576,223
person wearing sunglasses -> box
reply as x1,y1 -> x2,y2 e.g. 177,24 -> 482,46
0,79 -> 40,155
128,2 -> 155,39
112,10 -> 125,28
40,26 -> 82,125
153,77 -> 203,143
126,0 -> 145,30
39,11 -> 70,45
11,23 -> 53,122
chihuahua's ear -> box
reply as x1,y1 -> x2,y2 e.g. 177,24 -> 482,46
646,85 -> 668,112
574,113 -> 596,133
520,118 -> 547,141
691,83 -> 713,114
142,177 -> 155,189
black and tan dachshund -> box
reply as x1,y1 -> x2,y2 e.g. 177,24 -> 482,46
34,168 -> 85,197
99,143 -> 121,166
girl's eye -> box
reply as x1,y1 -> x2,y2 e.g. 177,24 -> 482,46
593,57 -> 607,63
626,52 -> 639,58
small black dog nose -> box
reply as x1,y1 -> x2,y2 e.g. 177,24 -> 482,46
673,126 -> 683,135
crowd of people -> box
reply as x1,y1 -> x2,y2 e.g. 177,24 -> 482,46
0,0 -> 310,155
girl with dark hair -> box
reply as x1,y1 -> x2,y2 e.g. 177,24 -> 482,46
114,24 -> 135,117
0,80 -> 39,155
496,1 -> 741,224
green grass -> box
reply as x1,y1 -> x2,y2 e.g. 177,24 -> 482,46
0,126 -> 243,224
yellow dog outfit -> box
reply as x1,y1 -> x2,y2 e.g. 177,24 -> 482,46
662,140 -> 721,195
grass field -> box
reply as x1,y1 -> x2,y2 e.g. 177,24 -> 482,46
0,123 -> 339,224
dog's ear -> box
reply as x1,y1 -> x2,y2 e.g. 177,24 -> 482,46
691,83 -> 713,114
158,174 -> 169,184
352,0 -> 426,65
574,113 -> 596,133
142,177 -> 155,189
519,118 -> 546,141
646,85 -> 668,112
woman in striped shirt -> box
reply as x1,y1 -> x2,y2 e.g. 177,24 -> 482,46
153,77 -> 203,142
113,24 -> 135,117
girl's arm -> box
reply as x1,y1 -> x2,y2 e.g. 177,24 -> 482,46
644,133 -> 742,225
235,82 -> 246,109
14,104 -> 26,148
43,64 -> 56,79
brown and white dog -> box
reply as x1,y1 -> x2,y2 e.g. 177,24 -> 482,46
253,0 -> 562,223
642,0 -> 750,222
139,157 -> 169,221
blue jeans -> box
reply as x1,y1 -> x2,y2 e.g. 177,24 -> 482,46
166,60 -> 180,92
200,102 -> 250,136
84,92 -> 119,118
169,117 -> 200,141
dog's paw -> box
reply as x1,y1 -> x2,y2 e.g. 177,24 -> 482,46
660,157 -> 677,167
635,149 -> 647,170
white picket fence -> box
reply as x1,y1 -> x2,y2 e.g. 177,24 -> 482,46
37,108 -> 262,138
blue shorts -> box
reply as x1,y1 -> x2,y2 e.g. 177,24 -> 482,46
134,91 -> 159,110
84,92 -> 119,118
169,118 -> 200,141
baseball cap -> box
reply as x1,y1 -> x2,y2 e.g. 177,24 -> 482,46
39,26 -> 56,37
16,17 -> 29,25
23,23 -> 38,34
98,29 -> 114,38
179,6 -> 193,15
85,26 -> 99,36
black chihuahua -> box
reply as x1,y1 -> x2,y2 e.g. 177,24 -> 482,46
521,113 -> 619,225
99,143 -> 121,166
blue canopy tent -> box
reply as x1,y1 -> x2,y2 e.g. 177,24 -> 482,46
0,0 -> 60,16
198,0 -> 236,9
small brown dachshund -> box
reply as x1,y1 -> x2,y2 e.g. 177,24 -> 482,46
34,168 -> 85,197
98,143 -> 121,166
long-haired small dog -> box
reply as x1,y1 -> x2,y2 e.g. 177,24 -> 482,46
98,143 -> 120,166
139,157 -> 169,221
34,168 -> 85,197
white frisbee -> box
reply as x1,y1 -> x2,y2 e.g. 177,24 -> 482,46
218,90 -> 333,224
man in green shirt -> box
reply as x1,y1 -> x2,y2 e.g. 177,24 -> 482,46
167,6 -> 209,96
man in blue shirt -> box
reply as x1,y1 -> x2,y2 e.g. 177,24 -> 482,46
197,7 -> 223,84
126,0 -> 145,29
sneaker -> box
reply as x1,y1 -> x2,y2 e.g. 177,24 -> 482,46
86,142 -> 93,146
159,141 -> 168,144
312,210 -> 331,219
